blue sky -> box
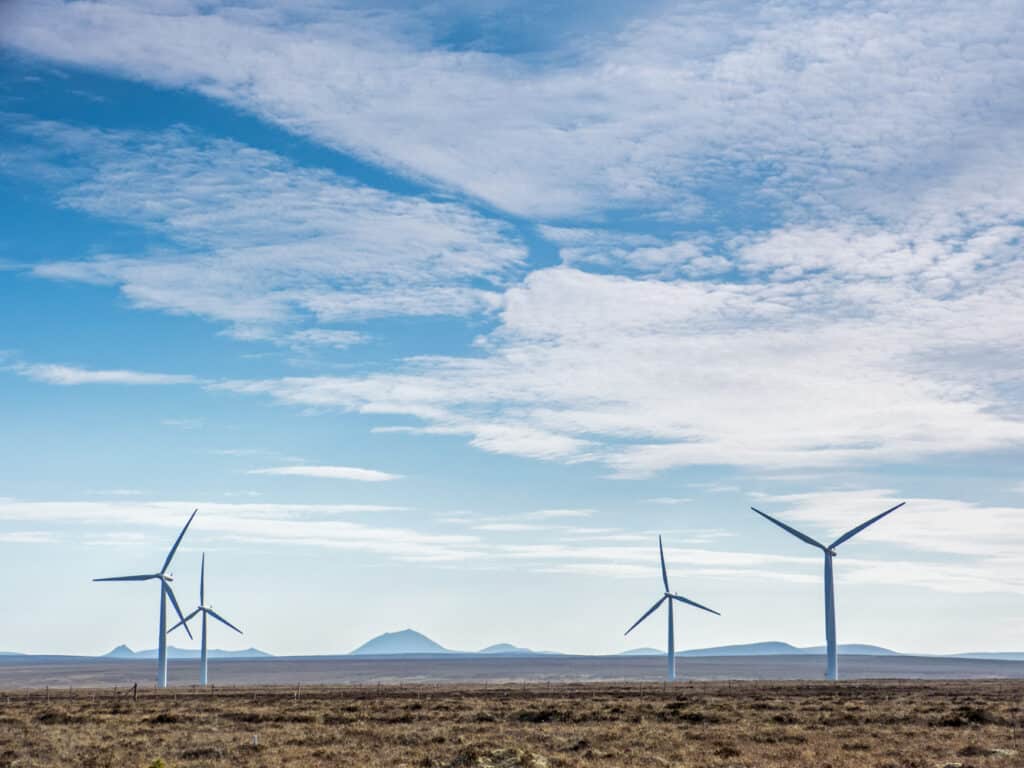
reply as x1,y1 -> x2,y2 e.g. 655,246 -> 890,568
1,0 -> 1023,657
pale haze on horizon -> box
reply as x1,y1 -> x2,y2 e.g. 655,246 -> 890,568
0,0 -> 1023,658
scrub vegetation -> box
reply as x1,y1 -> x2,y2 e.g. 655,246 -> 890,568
0,680 -> 1021,767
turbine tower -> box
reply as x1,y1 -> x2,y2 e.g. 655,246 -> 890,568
169,553 -> 242,686
751,501 -> 905,681
94,508 -> 197,688
625,535 -> 720,681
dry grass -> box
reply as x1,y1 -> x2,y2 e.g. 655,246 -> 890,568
0,680 -> 1021,767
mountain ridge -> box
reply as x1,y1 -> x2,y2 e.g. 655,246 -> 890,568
4,631 -> 1024,660
103,645 -> 271,660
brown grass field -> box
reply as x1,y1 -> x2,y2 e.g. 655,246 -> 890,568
0,680 -> 1021,767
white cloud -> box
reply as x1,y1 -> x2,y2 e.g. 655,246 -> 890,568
219,256 -> 1024,474
8,121 -> 525,339
474,523 -> 549,532
83,530 -> 148,548
3,1 -> 1020,221
0,500 -> 476,563
526,508 -> 594,520
540,226 -> 724,277
2,1 -> 1023,482
0,493 -> 1021,593
248,465 -> 401,482
13,362 -> 195,386
0,531 -> 58,544
286,329 -> 367,350
161,418 -> 204,430
759,489 -> 1024,560
498,541 -> 822,586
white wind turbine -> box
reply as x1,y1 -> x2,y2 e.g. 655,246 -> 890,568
751,501 -> 905,681
625,535 -> 720,681
169,553 -> 242,686
94,509 -> 197,688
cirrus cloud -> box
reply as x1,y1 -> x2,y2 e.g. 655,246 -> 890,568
248,465 -> 402,482
2,0 -> 1021,222
4,120 -> 526,342
13,362 -> 196,386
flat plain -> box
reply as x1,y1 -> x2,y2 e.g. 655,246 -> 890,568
0,679 -> 1022,767
3,654 -> 1024,689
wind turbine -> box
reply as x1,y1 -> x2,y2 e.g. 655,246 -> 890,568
94,508 -> 197,688
625,535 -> 720,681
751,501 -> 905,681
169,553 -> 242,686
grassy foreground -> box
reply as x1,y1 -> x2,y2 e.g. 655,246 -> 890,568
0,680 -> 1020,767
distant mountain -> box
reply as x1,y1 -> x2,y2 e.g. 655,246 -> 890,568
102,645 -> 271,660
681,641 -> 802,657
480,643 -> 533,655
479,643 -> 562,656
953,652 -> 1024,661
11,636 -> 1003,660
805,643 -> 899,656
351,629 -> 450,656
627,641 -> 901,657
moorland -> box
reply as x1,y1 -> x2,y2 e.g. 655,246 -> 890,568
0,680 -> 1021,767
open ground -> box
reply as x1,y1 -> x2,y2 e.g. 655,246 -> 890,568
3,655 -> 1024,689
0,680 -> 1021,767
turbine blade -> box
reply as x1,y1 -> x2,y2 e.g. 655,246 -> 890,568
168,608 -> 202,634
200,553 -> 205,606
625,596 -> 667,636
207,608 -> 243,635
829,501 -> 906,549
658,535 -> 670,592
751,507 -> 826,550
161,508 -> 198,575
164,582 -> 193,640
93,574 -> 157,582
670,593 -> 721,616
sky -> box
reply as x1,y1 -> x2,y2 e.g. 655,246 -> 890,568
0,0 -> 1022,657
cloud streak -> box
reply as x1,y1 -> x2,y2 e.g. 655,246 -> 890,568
14,363 -> 196,386
526,509 -> 594,520
758,489 -> 1024,560
0,500 -> 474,563
248,465 -> 402,482
0,494 -> 1021,594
